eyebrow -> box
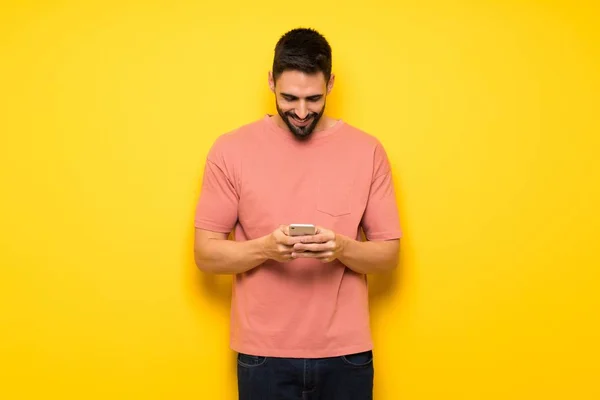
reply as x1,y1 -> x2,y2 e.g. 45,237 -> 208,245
280,93 -> 324,100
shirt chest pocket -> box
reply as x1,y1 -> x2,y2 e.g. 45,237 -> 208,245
316,176 -> 353,217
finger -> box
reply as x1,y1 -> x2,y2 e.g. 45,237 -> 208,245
294,242 -> 331,252
292,251 -> 333,259
281,235 -> 306,246
277,246 -> 294,260
300,234 -> 330,244
280,225 -> 290,236
315,226 -> 332,235
280,236 -> 294,246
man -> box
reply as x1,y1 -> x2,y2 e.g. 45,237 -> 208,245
194,27 -> 402,400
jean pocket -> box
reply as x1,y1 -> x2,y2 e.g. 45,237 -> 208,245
341,350 -> 373,367
237,352 -> 268,368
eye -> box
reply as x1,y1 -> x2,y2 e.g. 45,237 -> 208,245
307,96 -> 322,102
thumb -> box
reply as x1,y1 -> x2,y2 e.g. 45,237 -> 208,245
315,225 -> 327,234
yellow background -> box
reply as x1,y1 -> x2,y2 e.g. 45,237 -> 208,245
1,0 -> 599,399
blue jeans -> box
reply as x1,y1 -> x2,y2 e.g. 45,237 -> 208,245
237,350 -> 374,400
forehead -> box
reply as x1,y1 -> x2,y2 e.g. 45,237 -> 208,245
275,70 -> 326,95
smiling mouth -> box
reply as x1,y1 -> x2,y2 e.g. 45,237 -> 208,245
291,116 -> 312,126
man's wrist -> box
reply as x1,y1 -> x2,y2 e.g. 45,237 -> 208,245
336,233 -> 350,260
255,235 -> 271,261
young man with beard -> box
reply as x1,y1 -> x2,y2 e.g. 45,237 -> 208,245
194,27 -> 402,399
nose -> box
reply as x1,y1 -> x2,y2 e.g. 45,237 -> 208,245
295,102 -> 308,119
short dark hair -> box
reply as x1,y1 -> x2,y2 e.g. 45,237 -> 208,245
272,28 -> 332,83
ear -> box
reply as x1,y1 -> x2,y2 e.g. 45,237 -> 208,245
268,71 -> 275,93
326,73 -> 335,94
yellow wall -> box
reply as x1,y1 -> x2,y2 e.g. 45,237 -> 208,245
1,1 -> 599,399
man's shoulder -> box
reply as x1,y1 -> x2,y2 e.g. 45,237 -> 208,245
208,117 -> 266,156
338,120 -> 385,150
339,121 -> 394,175
216,117 -> 266,144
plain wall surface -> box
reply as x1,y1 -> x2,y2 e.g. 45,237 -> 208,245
1,1 -> 599,398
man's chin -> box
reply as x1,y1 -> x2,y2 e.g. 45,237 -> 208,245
290,118 -> 320,136
290,129 -> 311,139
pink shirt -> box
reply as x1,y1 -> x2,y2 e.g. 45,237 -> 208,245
195,115 -> 402,358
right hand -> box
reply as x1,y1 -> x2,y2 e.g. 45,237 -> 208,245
263,225 -> 301,262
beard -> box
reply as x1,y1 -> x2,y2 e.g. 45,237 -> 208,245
276,100 -> 325,140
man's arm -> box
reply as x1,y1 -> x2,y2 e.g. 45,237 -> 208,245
194,226 -> 302,275
337,235 -> 399,274
194,229 -> 268,274
292,227 -> 400,274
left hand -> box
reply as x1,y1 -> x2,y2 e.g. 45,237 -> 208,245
291,226 -> 345,263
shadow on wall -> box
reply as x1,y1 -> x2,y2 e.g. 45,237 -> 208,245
183,217 -> 237,383
363,227 -> 405,311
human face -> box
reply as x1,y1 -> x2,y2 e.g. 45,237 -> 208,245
269,70 -> 334,140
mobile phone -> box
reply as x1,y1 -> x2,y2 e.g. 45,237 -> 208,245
289,224 -> 316,236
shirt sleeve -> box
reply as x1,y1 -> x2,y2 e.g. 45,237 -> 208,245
361,141 -> 403,241
194,139 -> 239,233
